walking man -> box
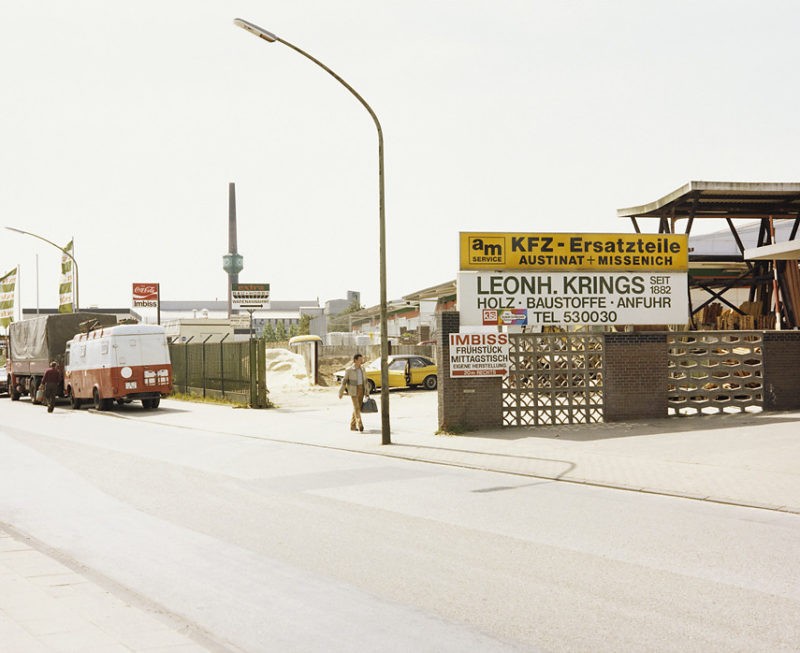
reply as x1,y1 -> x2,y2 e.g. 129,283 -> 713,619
338,353 -> 369,432
42,361 -> 61,413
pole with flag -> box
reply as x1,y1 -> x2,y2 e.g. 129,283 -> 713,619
59,239 -> 75,313
0,266 -> 18,328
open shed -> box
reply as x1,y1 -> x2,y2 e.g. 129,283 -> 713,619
618,181 -> 800,328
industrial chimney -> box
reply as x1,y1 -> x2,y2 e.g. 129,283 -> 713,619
222,182 -> 244,318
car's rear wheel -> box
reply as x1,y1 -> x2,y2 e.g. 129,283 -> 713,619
423,375 -> 437,390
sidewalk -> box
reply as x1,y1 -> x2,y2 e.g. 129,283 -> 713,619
0,526 -> 217,653
146,387 -> 800,514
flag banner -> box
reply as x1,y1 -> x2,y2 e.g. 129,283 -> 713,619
0,267 -> 17,327
59,239 -> 74,313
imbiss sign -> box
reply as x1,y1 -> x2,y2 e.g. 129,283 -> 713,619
132,283 -> 159,308
449,332 -> 510,377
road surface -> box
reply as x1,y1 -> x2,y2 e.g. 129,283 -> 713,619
1,397 -> 798,652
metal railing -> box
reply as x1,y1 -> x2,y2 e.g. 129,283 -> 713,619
169,339 -> 266,406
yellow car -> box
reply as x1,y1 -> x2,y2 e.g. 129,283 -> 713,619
335,354 -> 438,392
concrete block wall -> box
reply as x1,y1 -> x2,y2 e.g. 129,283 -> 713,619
602,333 -> 669,421
762,331 -> 800,411
437,312 -> 503,431
435,322 -> 800,431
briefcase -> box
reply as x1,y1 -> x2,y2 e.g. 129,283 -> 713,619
361,397 -> 378,413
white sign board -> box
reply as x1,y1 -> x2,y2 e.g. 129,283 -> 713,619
457,271 -> 688,327
449,332 -> 510,377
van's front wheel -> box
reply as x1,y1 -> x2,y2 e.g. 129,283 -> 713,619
68,387 -> 82,410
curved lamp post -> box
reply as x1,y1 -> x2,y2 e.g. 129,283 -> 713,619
5,227 -> 79,311
233,18 -> 391,445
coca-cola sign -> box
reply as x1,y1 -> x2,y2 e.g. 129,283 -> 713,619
132,283 -> 159,307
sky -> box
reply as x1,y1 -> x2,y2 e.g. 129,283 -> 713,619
2,1 -> 799,312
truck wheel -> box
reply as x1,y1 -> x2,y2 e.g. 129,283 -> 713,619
10,385 -> 20,401
31,380 -> 40,405
142,398 -> 152,409
151,397 -> 160,409
69,388 -> 82,410
93,388 -> 109,411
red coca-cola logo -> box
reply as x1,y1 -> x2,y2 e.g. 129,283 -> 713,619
132,283 -> 159,300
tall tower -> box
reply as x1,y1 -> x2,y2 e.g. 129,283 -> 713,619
222,182 -> 244,318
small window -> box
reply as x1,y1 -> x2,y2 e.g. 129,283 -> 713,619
101,341 -> 109,355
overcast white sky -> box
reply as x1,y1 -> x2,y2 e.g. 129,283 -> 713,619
2,1 -> 798,311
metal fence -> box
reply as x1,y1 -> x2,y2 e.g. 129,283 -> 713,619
169,340 -> 263,405
667,331 -> 764,415
502,333 -> 605,427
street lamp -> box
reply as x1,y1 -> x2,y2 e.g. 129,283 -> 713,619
5,227 -> 79,311
234,18 -> 391,445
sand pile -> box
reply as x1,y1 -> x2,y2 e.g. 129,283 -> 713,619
264,348 -> 311,391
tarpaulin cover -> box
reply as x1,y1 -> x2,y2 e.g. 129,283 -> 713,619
9,313 -> 118,366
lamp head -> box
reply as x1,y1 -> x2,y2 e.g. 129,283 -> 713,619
234,18 -> 278,43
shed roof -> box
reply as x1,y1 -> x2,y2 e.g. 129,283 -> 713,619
744,240 -> 800,261
618,181 -> 800,220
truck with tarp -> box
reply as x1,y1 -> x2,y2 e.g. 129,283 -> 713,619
7,313 -> 118,402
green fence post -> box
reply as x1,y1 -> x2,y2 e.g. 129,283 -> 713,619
257,336 -> 268,408
249,338 -> 256,407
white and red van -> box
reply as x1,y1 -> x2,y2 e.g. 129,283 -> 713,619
65,324 -> 172,410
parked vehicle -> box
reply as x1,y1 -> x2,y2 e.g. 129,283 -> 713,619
65,324 -> 172,410
334,354 -> 438,392
7,313 -> 117,403
0,367 -> 8,396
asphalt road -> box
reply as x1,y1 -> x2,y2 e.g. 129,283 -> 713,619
1,397 -> 799,652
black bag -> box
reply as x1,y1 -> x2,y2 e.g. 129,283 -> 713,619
361,397 -> 378,413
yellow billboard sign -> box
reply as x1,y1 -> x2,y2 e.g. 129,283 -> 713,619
460,232 -> 688,271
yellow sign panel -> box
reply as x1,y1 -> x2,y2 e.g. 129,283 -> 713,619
460,232 -> 688,271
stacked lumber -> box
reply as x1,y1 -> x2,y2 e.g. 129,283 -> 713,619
782,261 -> 800,328
700,302 -> 723,327
714,300 -> 773,330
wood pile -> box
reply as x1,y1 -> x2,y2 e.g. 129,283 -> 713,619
782,261 -> 800,327
700,302 -> 723,326
713,300 -> 775,330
